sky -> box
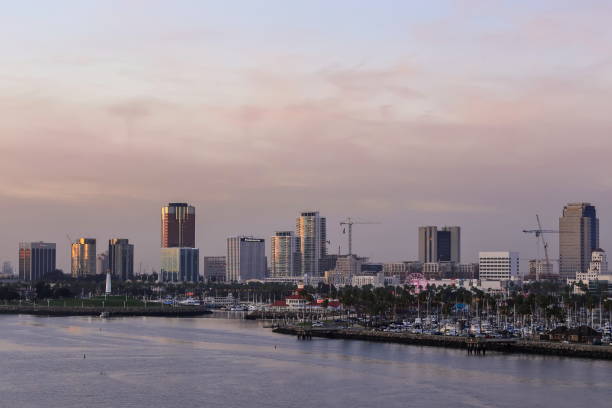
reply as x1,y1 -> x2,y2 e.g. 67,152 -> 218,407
2,0 -> 612,273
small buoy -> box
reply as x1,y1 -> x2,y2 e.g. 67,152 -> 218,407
83,354 -> 86,359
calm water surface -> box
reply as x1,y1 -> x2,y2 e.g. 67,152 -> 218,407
1,313 -> 611,408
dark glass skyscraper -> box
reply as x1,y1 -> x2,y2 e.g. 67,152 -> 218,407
108,238 -> 134,281
19,242 -> 56,281
161,203 -> 196,248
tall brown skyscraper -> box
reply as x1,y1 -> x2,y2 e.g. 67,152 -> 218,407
559,202 -> 599,279
161,203 -> 196,248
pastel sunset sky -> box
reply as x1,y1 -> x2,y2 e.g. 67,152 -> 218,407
2,0 -> 612,272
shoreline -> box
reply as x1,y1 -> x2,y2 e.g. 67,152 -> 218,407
272,326 -> 612,360
0,305 -> 212,317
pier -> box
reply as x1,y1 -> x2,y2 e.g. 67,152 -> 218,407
296,328 -> 313,340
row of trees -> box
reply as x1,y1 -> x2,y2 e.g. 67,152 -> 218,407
334,282 -> 612,327
2,278 -> 611,327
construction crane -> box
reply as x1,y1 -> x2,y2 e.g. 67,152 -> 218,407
339,217 -> 380,256
522,215 -> 558,280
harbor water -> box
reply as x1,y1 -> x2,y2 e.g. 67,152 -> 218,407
1,313 -> 610,408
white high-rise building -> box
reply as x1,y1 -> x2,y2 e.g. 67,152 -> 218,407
296,211 -> 327,276
226,237 -> 266,282
576,249 -> 608,283
479,252 -> 520,281
271,231 -> 300,278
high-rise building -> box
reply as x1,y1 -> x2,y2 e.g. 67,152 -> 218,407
96,251 -> 109,275
418,226 -> 438,263
270,231 -> 300,277
71,238 -> 96,278
226,236 -> 266,282
203,256 -> 226,282
296,211 -> 327,276
418,226 -> 461,263
160,247 -> 199,282
108,238 -> 134,281
161,203 -> 195,248
479,251 -> 520,281
559,202 -> 599,279
18,242 -> 56,281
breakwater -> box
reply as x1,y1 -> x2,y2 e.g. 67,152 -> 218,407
0,305 -> 212,317
273,326 -> 612,360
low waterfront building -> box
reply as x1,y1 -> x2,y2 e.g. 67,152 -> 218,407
351,272 -> 385,288
456,263 -> 479,279
324,269 -> 349,287
382,262 -> 408,281
203,256 -> 226,283
548,326 -> 602,344
336,255 -> 368,278
479,251 -> 520,281
203,294 -> 238,307
422,262 -> 454,279
264,275 -> 304,284
527,259 -> 554,280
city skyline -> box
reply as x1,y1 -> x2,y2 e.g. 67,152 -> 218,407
2,1 -> 612,272
4,202 -> 609,276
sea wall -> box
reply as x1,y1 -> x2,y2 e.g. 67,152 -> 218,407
272,327 -> 612,360
0,305 -> 212,317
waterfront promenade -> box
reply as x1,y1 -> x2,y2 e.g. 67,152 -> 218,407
273,326 -> 612,360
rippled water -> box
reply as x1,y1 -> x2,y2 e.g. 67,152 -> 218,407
1,313 -> 611,408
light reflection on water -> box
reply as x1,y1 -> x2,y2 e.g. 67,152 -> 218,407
1,314 -> 611,408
